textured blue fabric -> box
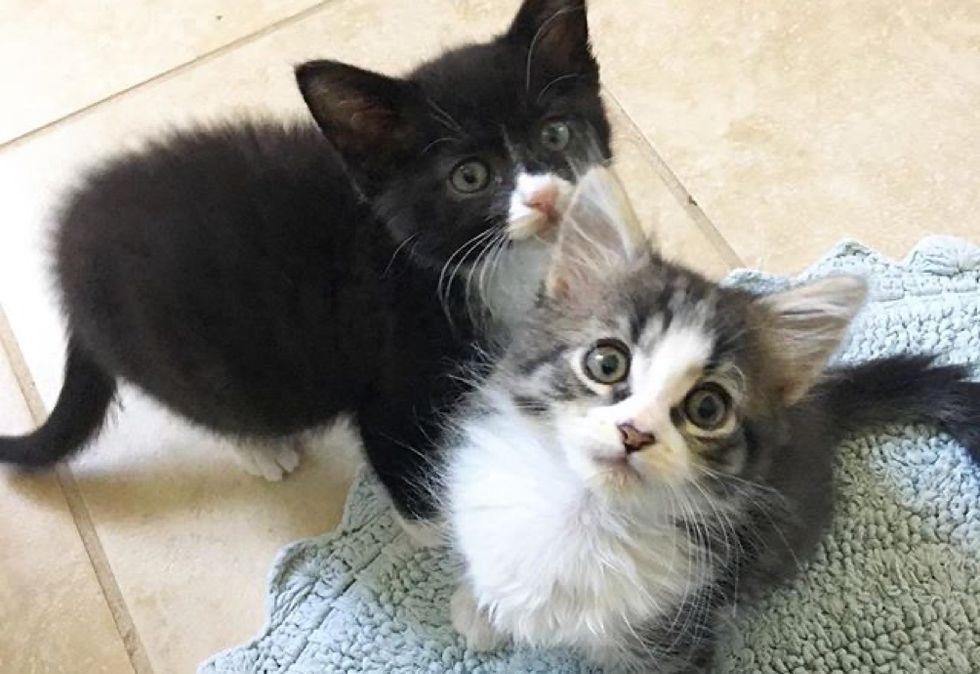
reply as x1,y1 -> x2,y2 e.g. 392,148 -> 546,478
201,238 -> 980,674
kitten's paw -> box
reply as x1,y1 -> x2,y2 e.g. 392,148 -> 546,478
450,586 -> 504,652
232,441 -> 301,481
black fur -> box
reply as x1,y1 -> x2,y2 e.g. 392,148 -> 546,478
820,354 -> 980,462
0,0 -> 610,519
0,338 -> 116,467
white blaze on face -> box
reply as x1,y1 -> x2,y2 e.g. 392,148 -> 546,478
506,172 -> 574,241
613,323 -> 714,437
560,322 -> 715,490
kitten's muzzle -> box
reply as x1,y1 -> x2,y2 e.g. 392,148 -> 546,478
617,422 -> 656,455
525,184 -> 560,223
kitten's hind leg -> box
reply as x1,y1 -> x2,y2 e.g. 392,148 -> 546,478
450,584 -> 505,652
230,436 -> 303,481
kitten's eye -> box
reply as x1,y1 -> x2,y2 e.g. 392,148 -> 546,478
683,384 -> 731,431
449,159 -> 491,193
540,120 -> 571,152
583,339 -> 631,385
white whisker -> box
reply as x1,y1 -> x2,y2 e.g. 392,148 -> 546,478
524,6 -> 584,94
437,228 -> 498,324
382,233 -> 420,276
421,136 -> 459,156
426,97 -> 465,136
536,72 -> 580,105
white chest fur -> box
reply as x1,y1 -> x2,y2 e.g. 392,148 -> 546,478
445,397 -> 707,654
479,237 -> 551,334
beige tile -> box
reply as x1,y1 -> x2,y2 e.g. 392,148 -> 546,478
70,400 -> 361,673
0,339 -> 134,674
0,0 -> 321,144
0,1 -> 731,669
591,0 -> 980,274
606,101 -> 733,278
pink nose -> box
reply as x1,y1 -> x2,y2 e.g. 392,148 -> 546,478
525,185 -> 560,221
617,422 -> 656,455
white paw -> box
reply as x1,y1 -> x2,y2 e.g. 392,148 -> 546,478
450,586 -> 504,652
232,441 -> 301,481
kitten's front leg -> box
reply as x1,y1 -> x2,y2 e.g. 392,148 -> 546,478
357,396 -> 447,520
450,584 -> 505,652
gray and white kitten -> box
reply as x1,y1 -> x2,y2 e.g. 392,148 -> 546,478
442,168 -> 980,673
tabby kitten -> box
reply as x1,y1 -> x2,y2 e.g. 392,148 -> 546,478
444,168 -> 980,672
0,0 -> 610,521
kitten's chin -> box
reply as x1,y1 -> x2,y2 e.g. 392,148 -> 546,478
506,212 -> 559,242
585,451 -> 691,500
567,445 -> 641,496
589,458 -> 642,494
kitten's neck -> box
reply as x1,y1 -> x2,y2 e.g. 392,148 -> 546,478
477,238 -> 552,336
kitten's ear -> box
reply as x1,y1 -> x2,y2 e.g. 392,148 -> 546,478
546,166 -> 647,301
295,60 -> 417,175
755,276 -> 868,404
506,0 -> 596,84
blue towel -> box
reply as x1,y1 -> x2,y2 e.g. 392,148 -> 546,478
201,238 -> 980,674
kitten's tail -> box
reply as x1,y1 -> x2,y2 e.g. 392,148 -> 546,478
0,337 -> 116,467
822,354 -> 980,464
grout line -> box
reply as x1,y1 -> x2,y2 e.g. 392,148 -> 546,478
0,0 -> 335,153
603,87 -> 745,270
0,305 -> 155,674
54,465 -> 156,674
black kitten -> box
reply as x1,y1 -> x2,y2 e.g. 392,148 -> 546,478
0,0 -> 611,521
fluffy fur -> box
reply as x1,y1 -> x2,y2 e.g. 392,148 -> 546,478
0,0 -> 610,520
443,168 -> 980,672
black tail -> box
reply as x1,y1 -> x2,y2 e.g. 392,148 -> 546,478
0,338 -> 116,467
822,354 -> 980,464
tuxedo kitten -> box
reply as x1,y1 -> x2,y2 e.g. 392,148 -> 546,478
0,0 -> 610,521
444,168 -> 980,672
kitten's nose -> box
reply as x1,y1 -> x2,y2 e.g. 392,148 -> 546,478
617,422 -> 656,455
525,185 -> 560,222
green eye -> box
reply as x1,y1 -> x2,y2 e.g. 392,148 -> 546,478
683,384 -> 731,431
450,159 -> 491,193
540,120 -> 571,152
583,339 -> 631,385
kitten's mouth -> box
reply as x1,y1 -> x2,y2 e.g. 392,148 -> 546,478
595,454 -> 633,469
506,211 -> 562,243
593,454 -> 641,484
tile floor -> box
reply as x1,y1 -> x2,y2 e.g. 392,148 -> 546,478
0,1 -> 977,672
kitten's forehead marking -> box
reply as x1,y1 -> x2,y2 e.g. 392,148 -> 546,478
621,321 -> 714,420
